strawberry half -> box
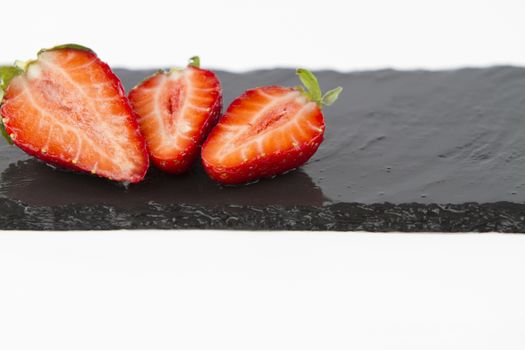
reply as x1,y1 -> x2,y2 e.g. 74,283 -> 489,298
129,57 -> 222,174
0,44 -> 149,183
201,69 -> 342,184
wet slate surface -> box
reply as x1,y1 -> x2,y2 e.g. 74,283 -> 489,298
1,67 -> 525,231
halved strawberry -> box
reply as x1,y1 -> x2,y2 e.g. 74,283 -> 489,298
0,44 -> 149,183
201,69 -> 342,184
129,56 -> 222,174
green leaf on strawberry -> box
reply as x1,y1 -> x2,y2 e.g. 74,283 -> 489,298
321,87 -> 343,106
0,66 -> 23,91
296,68 -> 343,107
188,56 -> 200,68
0,65 -> 23,144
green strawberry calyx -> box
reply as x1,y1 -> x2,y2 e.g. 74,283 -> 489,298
295,68 -> 343,108
169,56 -> 201,74
0,65 -> 23,144
188,56 -> 200,68
132,56 -> 202,91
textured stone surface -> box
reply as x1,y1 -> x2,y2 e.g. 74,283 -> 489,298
1,67 -> 524,231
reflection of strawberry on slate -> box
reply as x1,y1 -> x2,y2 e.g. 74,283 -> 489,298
1,158 -> 325,207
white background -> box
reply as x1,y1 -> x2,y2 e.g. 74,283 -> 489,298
1,0 -> 525,349
0,0 -> 524,71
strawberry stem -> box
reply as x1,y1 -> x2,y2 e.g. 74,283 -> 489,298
296,68 -> 343,108
188,56 -> 200,68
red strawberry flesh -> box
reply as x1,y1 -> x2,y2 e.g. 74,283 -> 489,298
201,86 -> 325,184
0,47 -> 149,183
129,65 -> 222,174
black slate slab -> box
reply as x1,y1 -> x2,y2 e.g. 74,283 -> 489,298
1,67 -> 524,231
